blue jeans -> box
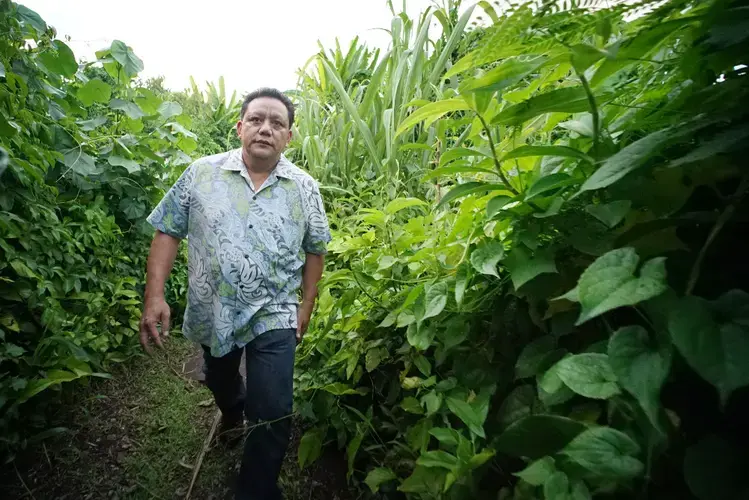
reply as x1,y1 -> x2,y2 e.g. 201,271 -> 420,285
201,329 -> 296,500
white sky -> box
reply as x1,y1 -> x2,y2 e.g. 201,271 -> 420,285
21,0 -> 437,96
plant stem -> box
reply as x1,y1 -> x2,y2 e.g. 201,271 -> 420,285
686,174 -> 749,295
477,113 -> 518,195
577,71 -> 600,156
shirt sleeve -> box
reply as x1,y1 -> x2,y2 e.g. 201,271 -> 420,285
302,179 -> 332,255
146,163 -> 196,239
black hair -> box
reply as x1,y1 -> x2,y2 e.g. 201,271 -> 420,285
240,87 -> 295,127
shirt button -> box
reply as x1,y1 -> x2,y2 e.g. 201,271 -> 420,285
252,195 -> 257,200
244,254 -> 249,258
248,224 -> 254,229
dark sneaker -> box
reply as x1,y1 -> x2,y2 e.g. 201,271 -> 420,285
217,411 -> 245,447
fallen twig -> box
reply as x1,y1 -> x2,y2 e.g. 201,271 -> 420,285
185,409 -> 221,500
14,463 -> 36,500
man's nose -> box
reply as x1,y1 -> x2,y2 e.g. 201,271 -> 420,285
258,120 -> 272,135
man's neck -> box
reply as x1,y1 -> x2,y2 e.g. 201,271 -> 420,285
241,148 -> 280,192
241,148 -> 280,175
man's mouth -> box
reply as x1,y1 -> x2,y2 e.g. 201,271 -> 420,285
253,140 -> 272,147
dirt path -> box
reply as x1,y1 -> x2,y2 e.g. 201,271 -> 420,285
3,337 -> 351,500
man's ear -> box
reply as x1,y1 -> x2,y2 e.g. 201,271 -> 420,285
236,120 -> 242,137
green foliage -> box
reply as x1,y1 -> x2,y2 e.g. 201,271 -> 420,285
291,0 -> 749,497
0,0 -> 194,459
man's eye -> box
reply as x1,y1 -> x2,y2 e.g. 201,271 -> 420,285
249,117 -> 261,124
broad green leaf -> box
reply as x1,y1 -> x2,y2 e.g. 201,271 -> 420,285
501,145 -> 593,164
1,114 -> 19,137
515,336 -> 558,380
498,385 -> 536,428
365,347 -> 388,372
461,56 -> 547,93
429,427 -> 460,447
406,417 -> 434,453
423,282 -> 447,321
555,353 -> 620,399
515,456 -> 556,486
398,465 -> 445,495
455,264 -> 468,306
493,87 -> 593,126
407,323 -> 434,351
668,292 -> 749,406
468,448 -> 495,469
446,396 -> 486,438
505,247 -> 558,290
16,5 -> 47,33
38,40 -> 77,78
385,197 -> 427,215
77,79 -> 111,107
561,426 -> 643,478
158,101 -> 183,119
347,429 -> 364,479
562,247 -> 668,325
437,182 -> 507,209
135,88 -> 163,114
377,255 -> 396,271
580,121 -> 709,192
402,396 -> 424,414
77,116 -> 108,131
110,99 -> 145,119
108,155 -> 140,174
298,427 -> 324,468
668,126 -> 749,168
470,240 -> 504,278
396,98 -> 470,137
414,355 -> 431,377
416,450 -> 459,469
496,415 -> 586,459
585,200 -> 631,228
63,151 -> 99,176
110,40 -> 144,76
608,326 -> 671,426
5,343 -> 25,357
320,382 -> 364,395
570,43 -> 608,72
439,147 -> 487,167
421,391 -> 442,416
18,370 -> 82,404
544,471 -> 570,499
10,260 -> 36,278
487,195 -> 514,218
365,467 -> 397,493
683,435 -> 748,500
119,198 -> 145,219
544,472 -> 592,500
177,136 -> 198,154
525,173 -> 578,201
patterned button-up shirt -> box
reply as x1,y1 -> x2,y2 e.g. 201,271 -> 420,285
146,148 -> 331,356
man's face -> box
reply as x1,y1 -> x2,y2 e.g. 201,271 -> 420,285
236,97 -> 292,161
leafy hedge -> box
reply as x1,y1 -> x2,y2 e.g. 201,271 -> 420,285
291,0 -> 749,498
0,1 -> 194,458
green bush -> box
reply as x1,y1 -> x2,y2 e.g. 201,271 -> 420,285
0,0 -> 193,459
291,0 -> 749,498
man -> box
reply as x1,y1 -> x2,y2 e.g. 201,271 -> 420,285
139,88 -> 331,500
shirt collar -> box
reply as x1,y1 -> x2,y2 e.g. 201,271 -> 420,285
222,148 -> 293,179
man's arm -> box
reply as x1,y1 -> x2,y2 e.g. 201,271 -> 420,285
297,253 -> 325,342
140,230 -> 181,352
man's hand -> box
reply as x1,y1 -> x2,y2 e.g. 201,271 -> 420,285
296,302 -> 314,343
140,297 -> 171,353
